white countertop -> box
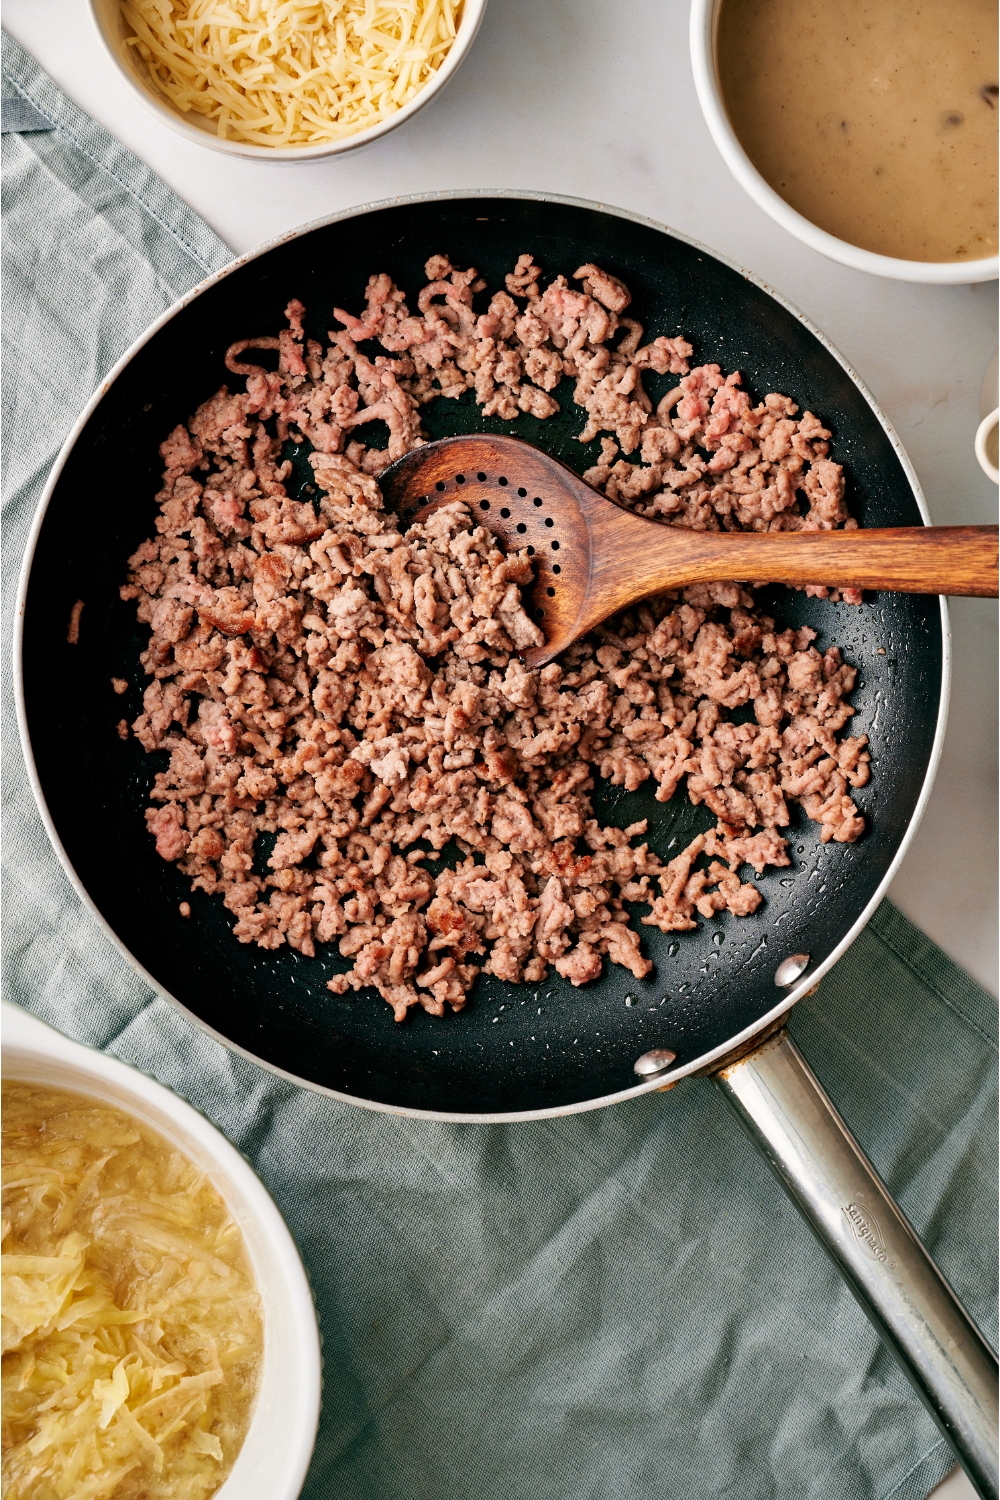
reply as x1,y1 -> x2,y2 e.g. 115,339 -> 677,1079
5,1 -> 997,1007
5,9 -> 995,1492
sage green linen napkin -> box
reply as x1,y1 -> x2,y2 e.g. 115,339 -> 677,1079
2,34 -> 996,1500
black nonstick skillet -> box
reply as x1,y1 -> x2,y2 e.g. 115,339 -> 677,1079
14,193 -> 997,1495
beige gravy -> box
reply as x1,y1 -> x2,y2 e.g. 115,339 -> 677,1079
717,0 -> 998,262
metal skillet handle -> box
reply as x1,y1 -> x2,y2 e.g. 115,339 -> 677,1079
715,1029 -> 999,1500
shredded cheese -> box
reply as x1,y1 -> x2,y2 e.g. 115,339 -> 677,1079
1,1084 -> 262,1500
120,0 -> 465,147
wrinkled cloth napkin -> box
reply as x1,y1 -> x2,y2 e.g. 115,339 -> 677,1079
2,33 -> 997,1500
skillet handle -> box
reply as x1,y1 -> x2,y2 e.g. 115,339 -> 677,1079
714,1027 -> 999,1500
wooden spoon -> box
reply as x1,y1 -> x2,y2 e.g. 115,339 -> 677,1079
379,434 -> 998,668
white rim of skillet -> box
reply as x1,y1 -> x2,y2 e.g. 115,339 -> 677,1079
86,0 -> 489,162
689,0 -> 999,287
13,188 -> 952,1124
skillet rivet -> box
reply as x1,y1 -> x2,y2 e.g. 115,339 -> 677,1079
633,1048 -> 677,1078
774,953 -> 811,988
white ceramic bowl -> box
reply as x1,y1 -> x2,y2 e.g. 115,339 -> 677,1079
88,0 -> 488,161
1,1002 -> 321,1500
689,0 -> 999,285
975,407 -> 1000,484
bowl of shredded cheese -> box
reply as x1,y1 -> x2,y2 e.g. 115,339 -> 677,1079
89,0 -> 487,158
1,1002 -> 321,1500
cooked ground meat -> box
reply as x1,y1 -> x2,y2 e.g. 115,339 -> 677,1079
67,599 -> 84,644
121,254 -> 869,1022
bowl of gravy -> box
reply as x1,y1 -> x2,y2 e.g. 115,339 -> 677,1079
690,0 -> 999,282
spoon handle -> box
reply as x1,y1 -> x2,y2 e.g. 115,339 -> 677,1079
596,524 -> 999,602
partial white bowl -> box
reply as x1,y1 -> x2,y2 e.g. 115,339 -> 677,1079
689,0 -> 999,285
1,1002 -> 321,1500
975,407 -> 1000,484
88,0 -> 488,161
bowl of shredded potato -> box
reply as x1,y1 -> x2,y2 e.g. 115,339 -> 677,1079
1,1002 -> 321,1500
89,0 -> 487,158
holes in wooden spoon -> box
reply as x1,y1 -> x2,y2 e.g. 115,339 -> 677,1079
455,474 -> 466,484
500,507 -> 511,518
516,523 -> 527,534
544,518 -> 554,528
546,587 -> 555,597
533,497 -> 543,507
479,500 -> 490,511
498,476 -> 508,486
551,540 -> 560,550
435,481 -> 446,491
527,545 -> 535,555
477,471 -> 487,481
517,487 -> 527,497
552,563 -> 561,574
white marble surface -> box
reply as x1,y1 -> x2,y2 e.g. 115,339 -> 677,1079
928,1467 -> 981,1500
5,4 -> 995,1492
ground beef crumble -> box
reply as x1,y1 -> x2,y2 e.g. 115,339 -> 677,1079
121,254 -> 869,1022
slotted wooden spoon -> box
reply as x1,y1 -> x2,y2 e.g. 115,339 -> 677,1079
380,434 -> 998,667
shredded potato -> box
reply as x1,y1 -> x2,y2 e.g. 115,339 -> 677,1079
1,1084 -> 262,1500
120,0 -> 465,147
